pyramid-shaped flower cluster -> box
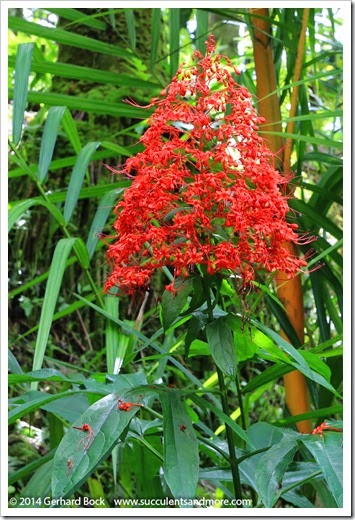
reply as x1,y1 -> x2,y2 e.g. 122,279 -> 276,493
105,36 -> 309,295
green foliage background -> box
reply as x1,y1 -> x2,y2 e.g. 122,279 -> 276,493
8,7 -> 343,509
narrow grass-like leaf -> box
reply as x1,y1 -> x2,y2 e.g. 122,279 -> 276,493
31,238 -> 84,379
105,292 -> 122,374
38,106 -> 67,182
8,390 -> 93,425
260,130 -> 342,150
101,141 -> 133,157
63,142 -> 100,224
61,108 -> 82,154
273,404 -> 343,427
191,394 -> 252,447
160,391 -> 199,500
9,449 -> 55,486
74,294 -> 221,408
9,369 -> 84,385
9,16 -> 133,59
290,199 -> 342,239
309,271 -> 330,343
8,55 -> 160,89
8,349 -> 23,375
196,10 -> 209,54
86,189 -> 122,260
264,295 -> 302,348
73,238 -> 90,269
150,9 -> 161,69
252,320 -> 340,397
169,8 -> 180,78
243,364 -> 294,394
125,9 -> 136,50
46,8 -> 107,30
12,43 -> 34,145
9,89 -> 151,119
8,199 -> 65,232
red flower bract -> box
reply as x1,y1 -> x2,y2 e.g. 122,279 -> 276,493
104,35 -> 309,295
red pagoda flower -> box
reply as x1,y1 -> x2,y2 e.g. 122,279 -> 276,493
104,35 -> 310,295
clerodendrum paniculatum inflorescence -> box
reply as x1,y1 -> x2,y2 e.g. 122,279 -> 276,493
104,36 -> 312,295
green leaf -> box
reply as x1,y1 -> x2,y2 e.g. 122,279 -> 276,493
31,238 -> 87,380
255,439 -> 298,507
8,199 -> 65,233
52,393 -> 145,499
9,449 -> 55,486
45,8 -> 107,30
8,390 -> 92,425
301,433 -> 343,507
61,108 -> 82,154
105,292 -> 121,374
8,55 -> 160,90
260,130 -> 342,150
8,349 -> 23,375
37,106 -> 67,182
12,43 -> 34,145
191,394 -> 252,447
161,278 -> 193,331
8,89 -> 152,119
206,317 -> 237,379
160,391 -> 199,500
188,339 -> 210,357
8,369 -> 83,385
150,9 -> 162,69
289,199 -> 342,239
195,10 -> 209,54
63,142 -> 100,224
252,320 -> 340,397
86,189 -> 122,260
125,9 -> 136,50
169,8 -> 180,78
9,16 -> 133,59
226,315 -> 260,362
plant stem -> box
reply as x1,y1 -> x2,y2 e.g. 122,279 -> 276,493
235,371 -> 247,431
202,275 -> 243,504
216,366 -> 243,505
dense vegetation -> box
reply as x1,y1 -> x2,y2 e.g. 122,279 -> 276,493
8,7 -> 344,510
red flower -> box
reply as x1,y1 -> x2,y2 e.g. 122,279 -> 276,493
104,35 -> 312,295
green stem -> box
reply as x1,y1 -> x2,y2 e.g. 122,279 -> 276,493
235,371 -> 247,431
202,275 -> 243,504
217,366 -> 243,505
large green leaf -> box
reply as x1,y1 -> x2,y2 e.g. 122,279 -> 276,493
301,432 -> 343,507
161,278 -> 193,331
52,393 -> 145,499
255,439 -> 298,507
160,391 -> 199,501
12,42 -> 34,145
206,317 -> 237,379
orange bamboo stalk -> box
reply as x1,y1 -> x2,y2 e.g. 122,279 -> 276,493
250,8 -> 312,433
